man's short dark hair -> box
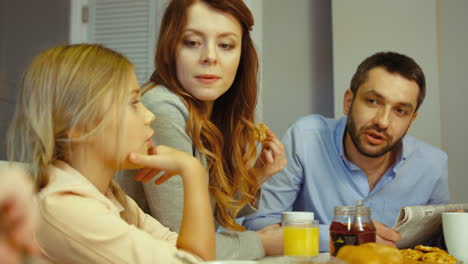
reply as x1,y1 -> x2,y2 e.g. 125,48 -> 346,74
350,51 -> 426,111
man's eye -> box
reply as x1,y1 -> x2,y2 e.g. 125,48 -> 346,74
396,108 -> 408,115
367,98 -> 378,104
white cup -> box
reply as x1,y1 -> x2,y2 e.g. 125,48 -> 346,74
442,212 -> 468,262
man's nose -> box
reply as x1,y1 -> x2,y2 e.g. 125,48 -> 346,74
373,107 -> 391,129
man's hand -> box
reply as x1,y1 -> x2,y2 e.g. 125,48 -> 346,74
373,220 -> 401,247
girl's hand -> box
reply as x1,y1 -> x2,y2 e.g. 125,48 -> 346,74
253,130 -> 287,185
128,145 -> 203,185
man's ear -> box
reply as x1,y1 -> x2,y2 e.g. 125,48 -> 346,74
409,111 -> 418,127
343,89 -> 354,116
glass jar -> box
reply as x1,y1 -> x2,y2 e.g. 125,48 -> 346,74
282,212 -> 319,258
329,206 -> 376,256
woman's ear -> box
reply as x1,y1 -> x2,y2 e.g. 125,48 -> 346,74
343,89 -> 354,116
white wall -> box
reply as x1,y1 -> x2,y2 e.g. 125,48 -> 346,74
244,0 -> 264,123
332,0 -> 442,148
0,0 -> 70,159
332,0 -> 468,203
261,0 -> 333,138
437,0 -> 468,203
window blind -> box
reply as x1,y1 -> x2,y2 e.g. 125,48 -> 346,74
88,0 -> 157,85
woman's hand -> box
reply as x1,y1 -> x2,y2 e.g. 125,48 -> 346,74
253,130 -> 287,185
256,223 -> 283,256
129,145 -> 204,185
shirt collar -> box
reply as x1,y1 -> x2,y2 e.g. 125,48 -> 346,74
335,116 -> 348,161
45,161 -> 125,213
335,116 -> 359,171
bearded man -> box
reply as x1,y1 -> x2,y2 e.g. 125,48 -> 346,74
243,52 -> 448,252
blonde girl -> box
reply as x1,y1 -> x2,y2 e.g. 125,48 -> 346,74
7,44 -> 214,263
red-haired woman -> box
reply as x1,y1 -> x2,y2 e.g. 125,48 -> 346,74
120,0 -> 286,260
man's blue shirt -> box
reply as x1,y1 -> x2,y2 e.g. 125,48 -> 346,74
243,115 -> 449,252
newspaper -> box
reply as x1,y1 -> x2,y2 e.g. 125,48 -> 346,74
392,203 -> 468,248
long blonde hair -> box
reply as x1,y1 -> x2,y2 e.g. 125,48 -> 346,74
150,0 -> 259,231
7,44 -> 139,225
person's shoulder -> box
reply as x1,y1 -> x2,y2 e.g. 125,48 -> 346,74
405,135 -> 448,162
289,114 -> 337,134
143,85 -> 186,107
38,189 -> 111,219
38,169 -> 115,223
142,84 -> 188,118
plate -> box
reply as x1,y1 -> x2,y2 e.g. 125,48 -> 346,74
202,260 -> 258,264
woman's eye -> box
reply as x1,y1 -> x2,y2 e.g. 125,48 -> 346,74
132,100 -> 140,105
184,40 -> 200,48
219,43 -> 233,50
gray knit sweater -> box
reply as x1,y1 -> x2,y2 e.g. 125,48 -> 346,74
117,85 -> 265,260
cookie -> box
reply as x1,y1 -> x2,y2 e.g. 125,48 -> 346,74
414,245 -> 447,254
254,123 -> 268,142
421,252 -> 457,264
402,257 -> 425,264
400,248 -> 424,260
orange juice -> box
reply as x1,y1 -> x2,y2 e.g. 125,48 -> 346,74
283,226 -> 319,257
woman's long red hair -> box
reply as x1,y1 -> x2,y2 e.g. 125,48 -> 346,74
149,0 -> 259,231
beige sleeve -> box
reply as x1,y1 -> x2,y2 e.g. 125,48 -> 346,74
37,194 -> 200,264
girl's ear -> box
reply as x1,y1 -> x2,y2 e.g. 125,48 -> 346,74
66,125 -> 88,142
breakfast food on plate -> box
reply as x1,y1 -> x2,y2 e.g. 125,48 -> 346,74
420,252 -> 457,264
254,123 -> 268,142
400,249 -> 424,260
402,259 -> 424,264
414,245 -> 447,253
400,245 -> 457,264
336,243 -> 458,264
336,242 -> 403,264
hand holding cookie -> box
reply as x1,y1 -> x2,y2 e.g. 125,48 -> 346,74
254,123 -> 268,142
253,123 -> 287,186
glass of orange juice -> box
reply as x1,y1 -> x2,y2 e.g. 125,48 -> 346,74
282,212 -> 319,260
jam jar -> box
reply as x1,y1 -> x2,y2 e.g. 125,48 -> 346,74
329,205 -> 376,256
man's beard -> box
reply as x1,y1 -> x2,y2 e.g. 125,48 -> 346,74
346,109 -> 405,158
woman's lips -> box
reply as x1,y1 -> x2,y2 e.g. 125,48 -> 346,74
195,74 -> 220,84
